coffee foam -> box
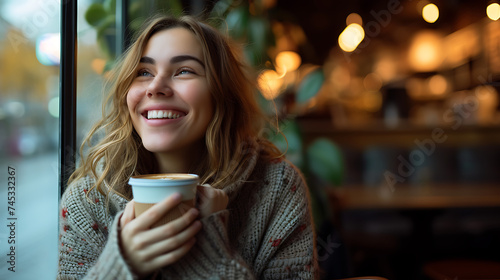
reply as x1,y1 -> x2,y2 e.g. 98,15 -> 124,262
133,174 -> 197,180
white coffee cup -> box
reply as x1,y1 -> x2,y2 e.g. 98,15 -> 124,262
129,173 -> 199,227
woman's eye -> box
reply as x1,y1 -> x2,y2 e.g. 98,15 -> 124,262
177,69 -> 194,75
137,69 -> 153,77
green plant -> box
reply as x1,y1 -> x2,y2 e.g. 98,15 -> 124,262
84,0 -> 183,61
210,0 -> 275,68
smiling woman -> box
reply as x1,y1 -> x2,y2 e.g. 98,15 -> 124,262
57,15 -> 318,280
127,27 -> 213,172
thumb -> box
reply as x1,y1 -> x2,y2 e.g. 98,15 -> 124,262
196,184 -> 211,205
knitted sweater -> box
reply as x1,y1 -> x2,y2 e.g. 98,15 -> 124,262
58,151 -> 318,279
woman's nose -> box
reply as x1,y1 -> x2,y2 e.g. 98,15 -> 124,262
146,76 -> 173,98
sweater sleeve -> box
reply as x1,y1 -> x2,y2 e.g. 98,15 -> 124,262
257,162 -> 318,279
160,161 -> 318,279
57,177 -> 135,280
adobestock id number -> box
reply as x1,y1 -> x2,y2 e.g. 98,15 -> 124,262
8,166 -> 16,215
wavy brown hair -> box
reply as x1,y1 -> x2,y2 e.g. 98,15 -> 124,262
68,15 -> 282,200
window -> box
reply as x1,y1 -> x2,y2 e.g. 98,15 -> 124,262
0,0 -> 111,278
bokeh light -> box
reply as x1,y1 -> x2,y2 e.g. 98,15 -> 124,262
346,13 -> 363,26
338,23 -> 365,52
258,70 -> 284,100
422,3 -> 439,23
408,30 -> 444,72
6,101 -> 25,118
275,51 -> 301,74
427,74 -> 448,96
48,97 -> 59,118
91,59 -> 106,75
487,3 -> 500,20
36,33 -> 60,66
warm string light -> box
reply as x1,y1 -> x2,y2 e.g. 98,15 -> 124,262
346,13 -> 363,26
408,30 -> 444,72
338,23 -> 365,52
422,3 -> 439,23
487,2 -> 500,20
275,51 -> 301,74
258,69 -> 284,100
258,51 -> 302,100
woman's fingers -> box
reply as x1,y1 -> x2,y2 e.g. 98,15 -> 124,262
122,218 -> 200,277
132,237 -> 196,276
119,193 -> 202,277
120,200 -> 136,227
137,207 -> 200,247
129,193 -> 183,231
196,184 -> 229,218
143,220 -> 202,258
148,237 -> 197,268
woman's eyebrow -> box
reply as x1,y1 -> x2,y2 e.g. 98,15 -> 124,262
170,55 -> 205,67
139,55 -> 205,68
139,56 -> 155,64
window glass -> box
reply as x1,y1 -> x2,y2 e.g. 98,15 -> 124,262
0,0 -> 104,278
0,0 -> 60,278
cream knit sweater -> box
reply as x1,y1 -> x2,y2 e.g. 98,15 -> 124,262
58,152 -> 318,279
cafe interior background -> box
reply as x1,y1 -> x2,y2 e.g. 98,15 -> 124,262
0,0 -> 499,279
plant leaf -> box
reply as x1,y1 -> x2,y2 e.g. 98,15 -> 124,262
156,0 -> 183,17
128,0 -> 143,20
248,17 -> 269,64
210,0 -> 231,18
306,138 -> 344,186
225,6 -> 249,40
85,3 -> 108,27
96,15 -> 116,59
269,120 -> 304,169
104,0 -> 116,14
296,69 -> 324,104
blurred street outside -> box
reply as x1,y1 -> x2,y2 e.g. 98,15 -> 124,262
1,151 -> 59,279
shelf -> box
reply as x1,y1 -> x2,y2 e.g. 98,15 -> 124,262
296,118 -> 500,149
328,184 -> 500,210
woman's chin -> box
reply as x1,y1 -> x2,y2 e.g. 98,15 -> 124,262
142,142 -> 173,154
141,138 -> 204,156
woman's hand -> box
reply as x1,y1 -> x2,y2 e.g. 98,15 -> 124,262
119,193 -> 202,278
196,184 -> 229,218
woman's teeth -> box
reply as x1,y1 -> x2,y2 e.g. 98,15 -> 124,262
147,110 -> 182,119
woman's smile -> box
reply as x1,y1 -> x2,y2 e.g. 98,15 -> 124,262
145,110 -> 184,120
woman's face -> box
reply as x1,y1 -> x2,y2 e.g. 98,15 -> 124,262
127,27 -> 213,156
